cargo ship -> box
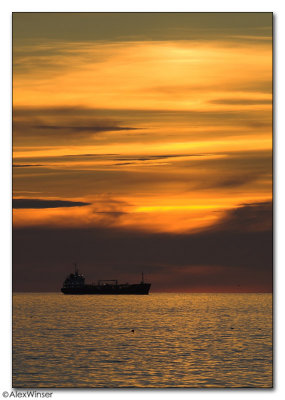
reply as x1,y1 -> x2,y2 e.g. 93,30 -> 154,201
61,264 -> 151,295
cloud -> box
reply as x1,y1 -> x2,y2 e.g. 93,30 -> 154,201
13,164 -> 44,168
208,201 -> 272,232
13,107 -> 141,146
33,124 -> 138,135
13,106 -> 272,139
174,149 -> 272,190
211,176 -> 258,189
210,98 -> 272,105
149,80 -> 272,96
13,201 -> 272,292
13,120 -> 139,143
13,199 -> 91,209
15,152 -> 204,164
13,106 -> 99,117
12,149 -> 272,201
13,13 -> 272,44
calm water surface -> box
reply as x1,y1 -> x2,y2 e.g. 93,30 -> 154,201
13,293 -> 272,388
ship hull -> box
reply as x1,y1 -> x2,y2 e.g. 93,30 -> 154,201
61,283 -> 151,295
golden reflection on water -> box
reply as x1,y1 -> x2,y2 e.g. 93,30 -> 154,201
13,293 -> 272,388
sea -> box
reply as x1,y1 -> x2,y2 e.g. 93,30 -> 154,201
13,293 -> 272,388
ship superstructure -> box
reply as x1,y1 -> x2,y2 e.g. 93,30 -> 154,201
61,264 -> 151,295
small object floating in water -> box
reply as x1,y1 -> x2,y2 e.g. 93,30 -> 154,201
131,329 -> 135,333
230,327 -> 234,329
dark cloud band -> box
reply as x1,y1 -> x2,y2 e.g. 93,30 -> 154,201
13,199 -> 91,209
12,201 -> 272,292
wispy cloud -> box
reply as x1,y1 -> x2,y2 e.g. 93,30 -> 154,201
210,98 -> 272,105
33,124 -> 138,134
13,164 -> 44,168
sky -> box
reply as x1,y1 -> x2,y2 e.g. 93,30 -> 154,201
12,13 -> 272,292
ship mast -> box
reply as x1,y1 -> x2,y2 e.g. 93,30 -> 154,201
141,272 -> 144,283
74,262 -> 79,275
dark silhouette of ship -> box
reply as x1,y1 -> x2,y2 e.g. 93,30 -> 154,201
61,264 -> 151,295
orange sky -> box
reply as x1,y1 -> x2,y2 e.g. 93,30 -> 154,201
13,15 -> 272,233
12,13 -> 272,292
